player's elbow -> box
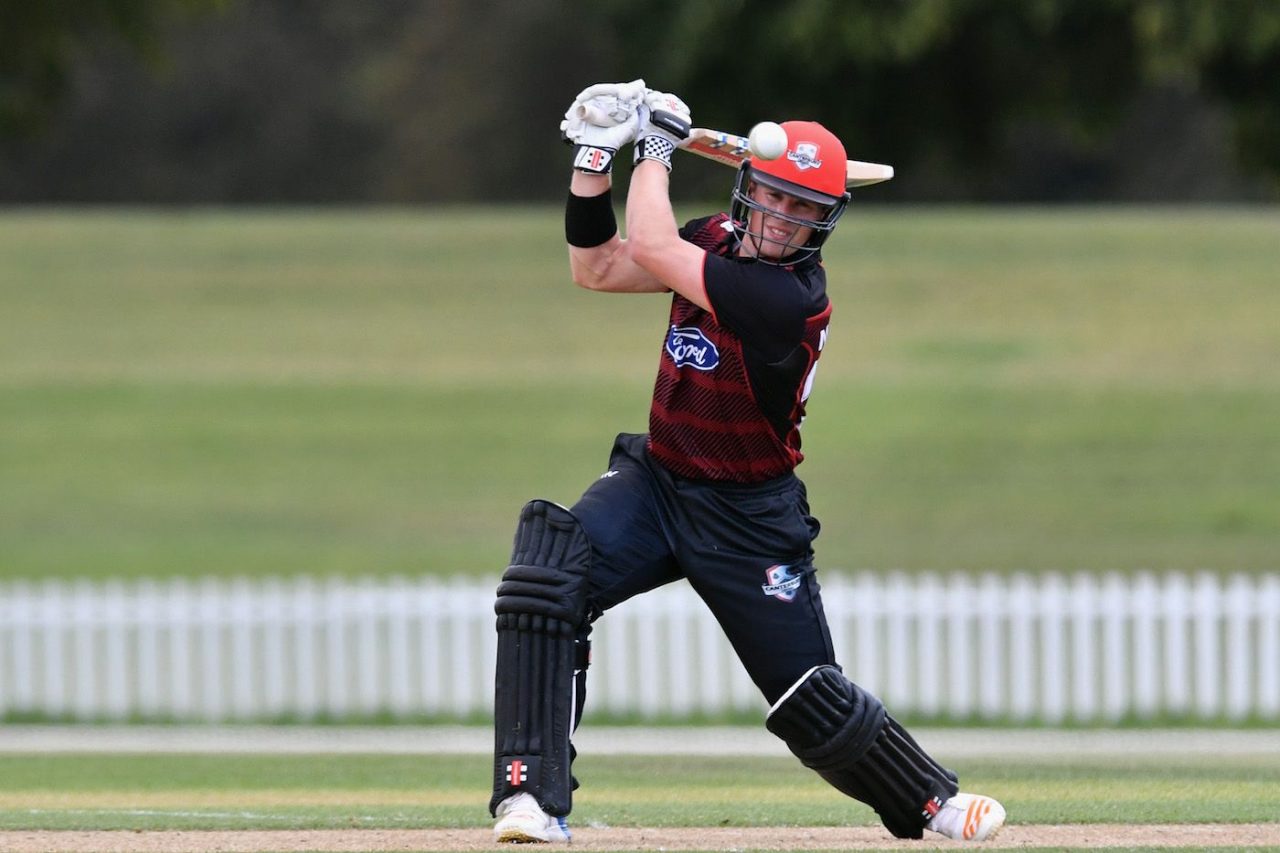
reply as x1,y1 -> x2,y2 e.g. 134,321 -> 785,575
570,267 -> 601,292
571,269 -> 605,292
627,227 -> 667,274
568,247 -> 611,291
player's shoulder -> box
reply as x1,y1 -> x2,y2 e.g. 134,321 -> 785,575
784,254 -> 828,306
679,212 -> 735,253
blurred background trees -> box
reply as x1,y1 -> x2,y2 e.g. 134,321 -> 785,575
2,0 -> 1278,202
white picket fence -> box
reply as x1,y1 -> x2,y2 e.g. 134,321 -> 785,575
0,572 -> 1277,723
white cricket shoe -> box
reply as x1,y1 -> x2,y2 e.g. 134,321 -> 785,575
925,792 -> 1006,841
493,792 -> 572,844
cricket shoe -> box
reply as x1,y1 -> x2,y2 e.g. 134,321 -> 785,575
925,792 -> 1006,842
493,792 -> 572,843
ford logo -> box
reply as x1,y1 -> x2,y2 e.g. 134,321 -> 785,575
665,325 -> 720,371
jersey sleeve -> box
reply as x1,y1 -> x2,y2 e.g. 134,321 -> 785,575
702,255 -> 812,362
678,214 -> 729,248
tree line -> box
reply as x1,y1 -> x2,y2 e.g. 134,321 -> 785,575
2,0 -> 1278,202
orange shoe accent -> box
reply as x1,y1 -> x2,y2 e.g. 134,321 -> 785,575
963,797 -> 991,840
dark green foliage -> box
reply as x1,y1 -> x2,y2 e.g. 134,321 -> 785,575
2,1 -> 1280,199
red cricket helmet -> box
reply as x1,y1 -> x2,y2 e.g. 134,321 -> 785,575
753,121 -> 848,203
730,120 -> 851,264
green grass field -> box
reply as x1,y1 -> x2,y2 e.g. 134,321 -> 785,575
1,750 -> 1277,832
2,207 -> 1278,580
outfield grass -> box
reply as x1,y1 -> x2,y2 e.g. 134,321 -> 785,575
0,751 -> 1277,831
1,207 -> 1277,579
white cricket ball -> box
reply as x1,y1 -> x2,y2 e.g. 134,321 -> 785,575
748,121 -> 788,160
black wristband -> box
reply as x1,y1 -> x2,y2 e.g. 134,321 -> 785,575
564,189 -> 618,248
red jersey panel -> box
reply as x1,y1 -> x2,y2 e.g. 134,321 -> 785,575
647,214 -> 831,483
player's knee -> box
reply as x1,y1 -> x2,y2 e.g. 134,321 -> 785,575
495,499 -> 592,627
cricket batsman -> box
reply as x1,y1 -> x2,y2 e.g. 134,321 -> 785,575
488,79 -> 1006,843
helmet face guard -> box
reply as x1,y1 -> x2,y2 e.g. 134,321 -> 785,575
730,162 -> 849,265
728,120 -> 851,265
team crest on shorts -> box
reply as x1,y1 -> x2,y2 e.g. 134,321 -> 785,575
666,325 -> 720,370
761,564 -> 802,602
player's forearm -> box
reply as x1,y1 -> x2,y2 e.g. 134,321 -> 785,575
566,171 -> 665,293
570,170 -> 610,199
625,161 -> 681,267
623,161 -> 711,308
565,171 -> 618,288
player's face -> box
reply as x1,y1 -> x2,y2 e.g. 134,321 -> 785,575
741,182 -> 822,261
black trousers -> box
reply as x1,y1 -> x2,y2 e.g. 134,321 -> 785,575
571,433 -> 837,705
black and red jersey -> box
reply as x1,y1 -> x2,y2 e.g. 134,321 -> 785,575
646,213 -> 832,483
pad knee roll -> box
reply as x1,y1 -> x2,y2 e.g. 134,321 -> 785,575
766,666 -> 958,839
495,499 -> 592,625
490,500 -> 592,818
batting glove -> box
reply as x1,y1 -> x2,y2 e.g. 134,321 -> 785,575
634,90 -> 691,170
560,79 -> 646,175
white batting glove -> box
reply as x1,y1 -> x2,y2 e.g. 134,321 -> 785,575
560,79 -> 646,175
634,90 -> 691,170
567,79 -> 647,125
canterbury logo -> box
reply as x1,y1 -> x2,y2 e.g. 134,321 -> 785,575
787,142 -> 822,170
963,797 -> 992,840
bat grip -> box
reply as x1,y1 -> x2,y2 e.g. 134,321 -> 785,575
650,109 -> 691,142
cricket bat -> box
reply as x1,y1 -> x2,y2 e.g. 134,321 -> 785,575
681,126 -> 894,188
575,103 -> 893,188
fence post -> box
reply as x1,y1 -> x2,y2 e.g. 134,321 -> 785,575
1099,573 -> 1129,722
1259,575 -> 1280,717
1193,572 -> 1224,719
353,577 -> 380,717
1008,573 -> 1035,722
915,572 -> 943,718
1132,572 -> 1159,718
1039,573 -> 1067,724
229,576 -> 257,719
1162,574 -> 1191,715
166,577 -> 194,718
976,572 -> 1005,720
7,581 -> 36,714
1070,573 -> 1098,722
102,579 -> 130,719
385,576 -> 412,717
259,577 -> 287,718
1224,574 -> 1253,722
851,573 -> 881,698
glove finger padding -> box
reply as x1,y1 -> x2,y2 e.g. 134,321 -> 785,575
572,78 -> 646,108
574,95 -> 635,128
566,79 -> 646,131
562,80 -> 647,174
643,89 -> 691,124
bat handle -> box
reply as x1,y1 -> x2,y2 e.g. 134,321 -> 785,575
575,103 -> 613,126
650,109 -> 691,142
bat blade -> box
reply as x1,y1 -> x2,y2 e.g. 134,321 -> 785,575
682,128 -> 753,168
681,127 -> 893,189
